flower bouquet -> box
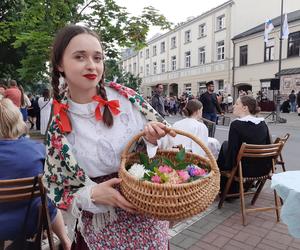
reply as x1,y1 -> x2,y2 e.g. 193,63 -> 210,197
128,148 -> 209,184
119,128 -> 220,221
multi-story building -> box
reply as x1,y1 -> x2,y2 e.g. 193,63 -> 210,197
121,0 -> 300,98
232,10 -> 300,100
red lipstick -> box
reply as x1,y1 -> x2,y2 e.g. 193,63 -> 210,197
83,74 -> 97,80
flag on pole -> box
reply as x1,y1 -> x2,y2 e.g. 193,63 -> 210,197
264,19 -> 274,44
282,13 -> 289,39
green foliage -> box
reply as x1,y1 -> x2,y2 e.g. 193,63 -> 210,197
105,59 -> 142,92
0,0 -> 171,89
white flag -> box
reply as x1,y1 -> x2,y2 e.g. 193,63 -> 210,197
264,19 -> 274,44
282,14 -> 289,39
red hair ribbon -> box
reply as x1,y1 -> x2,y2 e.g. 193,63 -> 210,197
92,95 -> 121,120
53,99 -> 72,133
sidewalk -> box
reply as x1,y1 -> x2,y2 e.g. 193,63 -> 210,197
169,186 -> 300,250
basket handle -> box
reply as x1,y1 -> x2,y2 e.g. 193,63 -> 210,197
121,127 -> 219,173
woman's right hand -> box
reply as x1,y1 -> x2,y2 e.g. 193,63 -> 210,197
90,178 -> 136,213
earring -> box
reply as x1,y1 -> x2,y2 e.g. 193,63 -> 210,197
58,74 -> 68,95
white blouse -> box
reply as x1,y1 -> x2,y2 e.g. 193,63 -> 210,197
66,88 -> 167,214
173,118 -> 208,157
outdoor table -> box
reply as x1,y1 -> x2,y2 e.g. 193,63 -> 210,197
271,171 -> 300,238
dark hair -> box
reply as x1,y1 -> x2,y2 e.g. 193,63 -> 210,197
18,85 -> 25,107
51,25 -> 113,127
42,88 -> 50,100
240,95 -> 260,115
9,79 -> 17,87
182,99 -> 203,117
206,81 -> 214,87
156,84 -> 163,88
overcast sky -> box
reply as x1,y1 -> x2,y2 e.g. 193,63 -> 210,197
115,0 -> 227,38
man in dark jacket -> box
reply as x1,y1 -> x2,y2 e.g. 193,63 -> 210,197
151,84 -> 166,117
199,81 -> 223,122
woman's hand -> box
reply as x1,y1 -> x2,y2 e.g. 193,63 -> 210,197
143,122 -> 166,145
90,178 -> 136,213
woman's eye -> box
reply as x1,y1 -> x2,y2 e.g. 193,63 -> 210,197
94,56 -> 103,62
75,55 -> 84,60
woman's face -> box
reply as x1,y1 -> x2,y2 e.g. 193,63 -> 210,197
233,98 -> 247,117
58,33 -> 104,95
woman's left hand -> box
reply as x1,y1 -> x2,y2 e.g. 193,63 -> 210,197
144,122 -> 175,145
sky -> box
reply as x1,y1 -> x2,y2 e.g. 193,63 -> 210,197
115,0 -> 228,39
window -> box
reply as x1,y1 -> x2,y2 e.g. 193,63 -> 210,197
198,47 -> 205,64
171,56 -> 176,71
129,64 -> 132,73
161,59 -> 165,73
146,49 -> 149,59
133,63 -> 137,74
146,64 -> 150,76
184,83 -> 192,94
198,81 -> 207,95
185,30 -> 191,43
140,51 -> 143,58
160,42 -> 165,53
153,62 -> 157,74
171,37 -> 176,49
153,45 -> 157,56
216,80 -> 224,90
185,51 -> 191,67
288,31 -> 300,57
140,66 -> 143,74
198,24 -> 206,37
217,41 -> 225,61
265,39 -> 275,61
239,45 -> 248,66
216,15 -> 225,30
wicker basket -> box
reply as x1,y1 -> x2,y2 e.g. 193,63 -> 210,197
119,128 -> 220,221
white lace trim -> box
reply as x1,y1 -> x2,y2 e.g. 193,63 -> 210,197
66,196 -> 118,245
236,115 -> 264,124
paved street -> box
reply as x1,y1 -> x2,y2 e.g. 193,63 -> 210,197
166,112 -> 300,249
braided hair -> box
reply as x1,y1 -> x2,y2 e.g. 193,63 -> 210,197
51,25 -> 113,127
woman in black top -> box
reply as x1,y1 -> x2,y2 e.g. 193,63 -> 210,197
217,95 -> 271,193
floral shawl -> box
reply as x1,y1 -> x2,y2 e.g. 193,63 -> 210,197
43,81 -> 167,210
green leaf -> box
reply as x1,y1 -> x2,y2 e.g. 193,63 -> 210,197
148,159 -> 159,171
175,162 -> 190,170
175,148 -> 186,162
162,158 -> 175,168
139,152 -> 149,167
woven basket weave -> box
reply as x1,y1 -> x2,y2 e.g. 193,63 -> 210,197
119,128 -> 220,221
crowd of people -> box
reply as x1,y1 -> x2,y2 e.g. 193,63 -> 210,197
0,23 -> 298,249
0,80 -> 53,135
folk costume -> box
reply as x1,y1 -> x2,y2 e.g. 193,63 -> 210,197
43,82 -> 170,249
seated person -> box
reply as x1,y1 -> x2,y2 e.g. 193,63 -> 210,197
0,98 -> 71,250
173,99 -> 220,158
217,95 -> 271,193
280,99 -> 290,113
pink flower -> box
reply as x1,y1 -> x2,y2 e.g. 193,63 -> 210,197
51,134 -> 62,150
193,168 -> 207,176
177,170 -> 190,182
50,175 -> 57,182
151,175 -> 161,183
158,165 -> 173,174
76,170 -> 84,177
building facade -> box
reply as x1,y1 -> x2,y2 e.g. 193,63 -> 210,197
232,10 -> 300,100
121,0 -> 300,98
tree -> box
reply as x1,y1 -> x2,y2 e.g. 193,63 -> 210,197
105,59 -> 142,92
0,0 -> 171,88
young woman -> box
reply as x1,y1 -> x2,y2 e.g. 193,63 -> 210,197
43,25 -> 172,249
173,99 -> 208,156
217,95 -> 271,192
0,98 -> 71,249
